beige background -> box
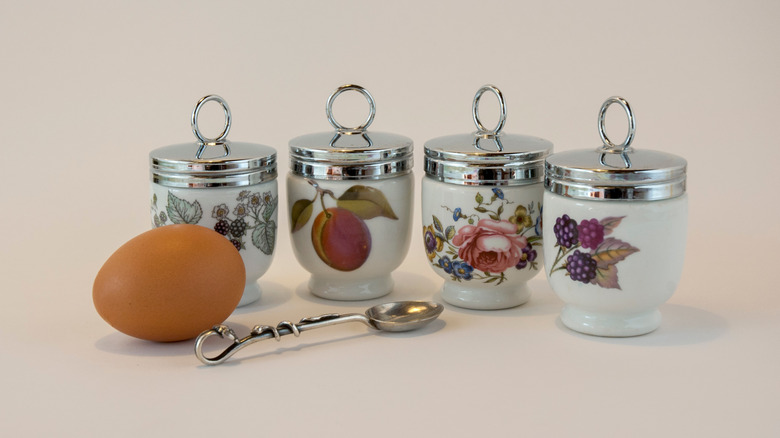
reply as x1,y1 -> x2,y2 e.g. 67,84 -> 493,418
2,1 -> 779,436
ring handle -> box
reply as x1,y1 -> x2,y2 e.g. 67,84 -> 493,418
191,95 -> 232,144
326,84 -> 376,133
598,96 -> 635,150
472,84 -> 507,135
329,132 -> 373,149
474,135 -> 504,152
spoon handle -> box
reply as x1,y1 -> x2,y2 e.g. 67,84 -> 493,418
194,313 -> 374,365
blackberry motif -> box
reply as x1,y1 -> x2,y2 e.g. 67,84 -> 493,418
549,214 -> 637,290
554,214 -> 578,248
151,190 -> 278,255
214,220 -> 230,235
566,250 -> 598,283
577,218 -> 605,250
229,218 -> 247,237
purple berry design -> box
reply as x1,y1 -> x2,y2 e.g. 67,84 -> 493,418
577,218 -> 605,250
554,214 -> 578,248
229,218 -> 247,237
214,220 -> 230,235
566,250 -> 598,283
549,214 -> 638,290
230,239 -> 242,251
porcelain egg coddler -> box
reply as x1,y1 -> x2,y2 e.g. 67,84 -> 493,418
149,95 -> 278,307
287,84 -> 414,300
422,85 -> 553,310
543,96 -> 688,337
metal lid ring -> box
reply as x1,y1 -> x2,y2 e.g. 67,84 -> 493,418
598,96 -> 635,151
326,84 -> 376,134
191,95 -> 232,144
472,84 -> 507,135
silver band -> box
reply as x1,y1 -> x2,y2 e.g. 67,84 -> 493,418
472,84 -> 507,135
326,84 -> 376,133
290,158 -> 413,181
191,95 -> 232,144
544,174 -> 687,201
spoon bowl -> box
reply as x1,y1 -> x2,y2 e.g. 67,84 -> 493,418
366,301 -> 444,332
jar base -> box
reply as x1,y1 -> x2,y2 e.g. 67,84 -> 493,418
237,281 -> 261,307
309,274 -> 393,301
441,281 -> 531,310
560,305 -> 661,337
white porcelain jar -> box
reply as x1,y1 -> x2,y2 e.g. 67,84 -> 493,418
543,96 -> 688,337
422,85 -> 553,309
150,95 -> 278,307
287,85 -> 414,300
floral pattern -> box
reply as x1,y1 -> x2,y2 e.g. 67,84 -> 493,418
548,215 -> 639,290
151,190 -> 278,255
424,189 -> 541,285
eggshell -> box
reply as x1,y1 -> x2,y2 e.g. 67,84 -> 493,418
93,224 -> 245,342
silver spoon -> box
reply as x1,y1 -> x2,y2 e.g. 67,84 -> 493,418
194,300 -> 444,365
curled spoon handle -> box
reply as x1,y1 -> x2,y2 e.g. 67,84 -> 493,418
194,313 -> 373,366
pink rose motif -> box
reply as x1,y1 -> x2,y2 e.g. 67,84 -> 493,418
452,219 -> 528,273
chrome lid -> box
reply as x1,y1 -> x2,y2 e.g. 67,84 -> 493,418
288,84 -> 414,180
150,95 -> 277,188
545,96 -> 687,201
424,85 -> 553,186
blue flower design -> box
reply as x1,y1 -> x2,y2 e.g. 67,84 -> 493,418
535,205 -> 543,236
439,256 -> 453,273
452,261 -> 474,280
453,207 -> 462,222
492,187 -> 504,200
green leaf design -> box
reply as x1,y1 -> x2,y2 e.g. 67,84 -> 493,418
263,196 -> 278,222
474,206 -> 488,213
337,185 -> 398,220
475,193 -> 483,204
497,204 -> 504,217
252,220 -> 276,255
290,199 -> 313,232
445,226 -> 456,241
592,238 -> 639,269
527,235 -> 542,244
432,215 -> 443,232
591,264 -> 621,289
600,216 -> 626,235
166,192 -> 203,224
489,213 -> 500,221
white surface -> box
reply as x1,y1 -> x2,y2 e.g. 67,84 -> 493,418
422,177 -> 542,309
2,1 -> 779,436
543,193 -> 688,336
287,173 -> 414,300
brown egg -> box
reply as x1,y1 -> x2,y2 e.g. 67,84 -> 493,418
93,224 -> 245,342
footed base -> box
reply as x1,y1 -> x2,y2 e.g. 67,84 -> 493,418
309,274 -> 393,301
441,281 -> 530,310
560,305 -> 661,337
237,281 -> 261,307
